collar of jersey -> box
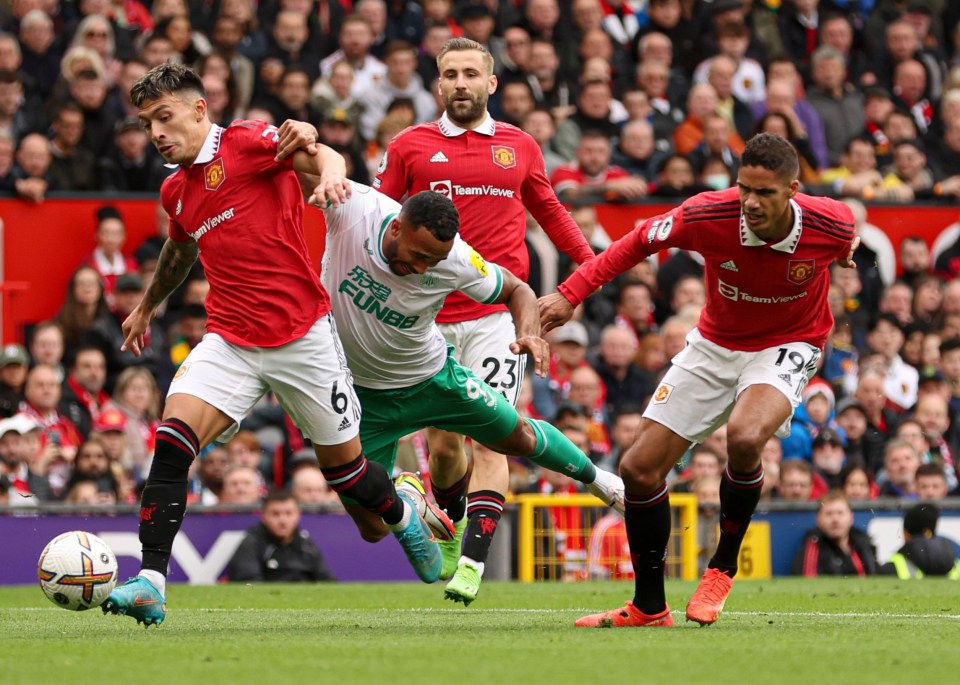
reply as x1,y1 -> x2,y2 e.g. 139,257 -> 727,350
375,212 -> 399,266
739,198 -> 802,253
163,124 -> 224,168
438,112 -> 495,137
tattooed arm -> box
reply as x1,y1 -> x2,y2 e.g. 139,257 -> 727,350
121,238 -> 199,356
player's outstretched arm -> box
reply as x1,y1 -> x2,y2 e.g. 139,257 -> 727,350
492,267 -> 549,378
121,238 -> 198,356
292,143 -> 352,208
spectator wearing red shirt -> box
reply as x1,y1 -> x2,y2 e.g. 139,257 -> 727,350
550,129 -> 646,201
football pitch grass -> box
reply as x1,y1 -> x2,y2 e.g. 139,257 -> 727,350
1,578 -> 957,685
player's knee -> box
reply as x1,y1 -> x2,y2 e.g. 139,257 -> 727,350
726,424 -> 766,463
618,455 -> 663,493
427,431 -> 464,460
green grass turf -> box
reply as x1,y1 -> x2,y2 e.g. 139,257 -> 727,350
1,579 -> 957,685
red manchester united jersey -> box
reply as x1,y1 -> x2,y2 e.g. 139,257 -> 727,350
559,188 -> 856,351
162,121 -> 329,347
374,113 -> 594,324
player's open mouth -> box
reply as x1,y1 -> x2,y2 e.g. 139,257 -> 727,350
159,144 -> 175,155
745,214 -> 763,225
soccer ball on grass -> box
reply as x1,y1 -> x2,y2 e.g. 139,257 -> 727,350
37,531 -> 118,611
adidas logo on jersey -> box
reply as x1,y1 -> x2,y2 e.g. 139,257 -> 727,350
430,151 -> 449,163
337,417 -> 352,431
720,260 -> 739,271
778,374 -> 792,387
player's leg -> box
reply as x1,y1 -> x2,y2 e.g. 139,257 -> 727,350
687,342 -> 815,625
268,316 -> 442,583
103,335 -> 263,626
435,314 -> 523,598
576,331 -> 739,627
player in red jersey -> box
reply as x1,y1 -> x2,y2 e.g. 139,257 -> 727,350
375,37 -> 601,604
100,64 -> 445,627
541,133 -> 860,628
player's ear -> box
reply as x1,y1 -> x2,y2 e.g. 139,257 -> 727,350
488,74 -> 498,96
788,179 -> 800,197
194,96 -> 207,122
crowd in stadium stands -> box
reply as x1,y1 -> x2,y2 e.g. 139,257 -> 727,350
2,0 -> 960,576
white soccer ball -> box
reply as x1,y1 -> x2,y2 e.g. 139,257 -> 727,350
37,531 -> 119,611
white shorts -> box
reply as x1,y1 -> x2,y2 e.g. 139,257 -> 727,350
644,328 -> 820,444
438,311 -> 524,406
168,314 -> 361,445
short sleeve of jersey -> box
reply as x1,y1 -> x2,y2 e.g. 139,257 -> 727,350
226,119 -> 293,175
444,237 -> 504,305
372,132 -> 410,200
322,182 -> 401,236
159,174 -> 191,243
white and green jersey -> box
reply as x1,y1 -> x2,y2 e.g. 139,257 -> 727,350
320,183 -> 505,389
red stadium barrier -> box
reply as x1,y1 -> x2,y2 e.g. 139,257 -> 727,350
2,197 -> 958,343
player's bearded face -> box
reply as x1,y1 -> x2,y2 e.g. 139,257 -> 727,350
438,51 -> 493,126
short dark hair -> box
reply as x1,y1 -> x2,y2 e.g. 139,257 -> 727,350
741,132 -> 800,180
263,489 -> 297,506
96,205 -> 122,223
401,191 -> 460,241
915,463 -> 946,480
130,62 -> 205,108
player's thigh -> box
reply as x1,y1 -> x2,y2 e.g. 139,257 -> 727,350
263,315 -> 362,446
430,357 -> 520,448
440,312 -> 525,406
643,331 -> 744,444
166,333 -> 268,443
735,341 -> 821,438
353,384 -> 412,477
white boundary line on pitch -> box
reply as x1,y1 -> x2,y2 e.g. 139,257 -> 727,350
5,607 -> 960,620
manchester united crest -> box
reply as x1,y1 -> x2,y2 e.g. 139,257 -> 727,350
204,158 -> 226,191
787,259 -> 815,284
651,383 -> 674,405
491,145 -> 516,170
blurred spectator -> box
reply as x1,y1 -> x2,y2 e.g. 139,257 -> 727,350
673,445 -> 722,494
912,393 -> 958,491
90,406 -> 134,482
753,76 -> 828,169
879,503 -> 960,578
168,304 -> 207,372
589,324 -> 654,419
687,113 -> 741,177
636,59 -> 683,144
20,363 -> 83,458
610,118 -> 666,182
310,58 -> 363,130
0,412 -> 48,499
777,459 -> 815,501
218,0 -> 269,63
810,427 -> 848,499
597,405 -> 642,475
498,80 -> 535,127
317,107 -> 369,184
782,380 -> 843,462
70,13 -> 122,87
19,9 -> 62,102
759,436 -> 783,501
867,313 -> 918,413
550,130 -> 646,201
226,490 -> 336,581
554,79 -> 624,160
839,462 -> 877,501
28,321 -> 66,383
50,102 -> 100,191
914,462 -> 951,500
84,205 -> 138,304
649,154 -> 708,198
807,45 -> 865,167
878,437 -> 922,497
532,320 -> 590,421
209,16 -> 255,113
220,464 -> 263,505
59,344 -> 108,439
0,343 -> 28,418
791,491 -> 878,576
99,115 -> 170,191
110,366 -> 160,480
319,14 -> 386,99
357,0 -> 389,58
0,69 -> 41,144
155,14 -> 212,66
567,365 -> 611,458
358,40 -> 434,141
88,272 -> 169,389
290,463 -> 339,505
190,444 -> 228,504
69,68 -> 119,159
137,32 -> 175,69
13,131 -> 56,202
899,235 -> 933,290
835,397 -> 870,466
55,266 -> 110,353
199,70 -> 237,126
62,438 -> 123,504
520,108 -> 565,176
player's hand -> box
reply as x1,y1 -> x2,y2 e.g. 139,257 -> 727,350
511,336 -> 550,377
836,234 -> 860,269
310,174 -> 352,208
120,304 -> 154,357
538,292 -> 575,333
275,120 -> 319,161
